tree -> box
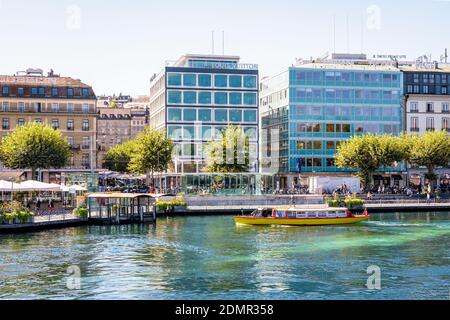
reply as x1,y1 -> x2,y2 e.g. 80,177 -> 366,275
0,123 -> 71,180
205,125 -> 251,173
128,127 -> 174,182
407,130 -> 450,189
335,134 -> 407,190
103,140 -> 137,173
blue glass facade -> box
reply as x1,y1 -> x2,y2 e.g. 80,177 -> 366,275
165,63 -> 259,173
287,67 -> 404,173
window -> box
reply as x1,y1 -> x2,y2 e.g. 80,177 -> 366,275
34,118 -> 42,124
243,93 -> 257,105
183,109 -> 197,121
426,118 -> 435,130
167,73 -> 182,86
214,75 -> 228,88
82,104 -> 89,113
215,109 -> 228,122
423,86 -> 429,94
410,102 -> 419,113
215,92 -> 228,105
184,126 -> 195,140
67,88 -> 74,97
326,158 -> 335,167
18,102 -> 25,112
413,74 -> 419,83
244,110 -> 257,123
17,118 -> 25,126
183,74 -> 197,87
229,110 -> 242,122
443,118 -> 450,131
198,92 -> 212,105
168,91 -> 182,104
38,87 -> 45,96
17,87 -> 24,96
67,119 -> 75,130
443,103 -> 450,113
244,76 -> 257,88
52,119 -> 60,129
2,118 -> 9,130
198,109 -> 211,122
2,86 -> 10,96
82,119 -> 90,131
198,74 -> 212,87
168,126 -> 183,140
68,103 -> 74,113
411,117 -> 419,131
326,141 -> 335,150
229,92 -> 242,105
82,88 -> 89,97
183,91 -> 197,104
2,102 -> 10,112
31,87 -> 38,96
82,137 -> 90,149
229,76 -> 242,88
67,136 -> 74,146
168,108 -> 182,121
51,88 -> 58,97
426,103 -> 434,113
443,87 -> 448,95
52,103 -> 60,112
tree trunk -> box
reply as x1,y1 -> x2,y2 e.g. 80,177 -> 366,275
427,166 -> 436,192
31,168 -> 37,181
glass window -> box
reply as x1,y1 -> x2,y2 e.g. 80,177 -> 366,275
168,108 -> 182,121
168,73 -> 182,86
201,126 -> 213,140
183,91 -> 197,104
67,119 -> 74,130
38,87 -> 45,96
17,118 -> 25,126
67,88 -> 74,96
82,88 -> 89,96
244,76 -> 257,88
198,92 -> 212,105
82,104 -> 89,113
229,76 -> 242,88
2,118 -> 10,129
215,92 -> 228,105
18,102 -> 25,112
2,102 -> 10,112
168,91 -> 182,104
68,103 -> 74,113
52,88 -> 58,97
168,126 -> 182,139
183,144 -> 196,157
183,74 -> 197,87
198,74 -> 212,87
17,87 -> 24,96
229,92 -> 242,105
2,86 -> 10,96
198,109 -> 211,122
244,110 -> 257,123
243,93 -> 257,105
82,119 -> 90,131
52,103 -> 60,112
215,109 -> 228,122
229,110 -> 242,122
31,87 -> 38,96
183,109 -> 197,121
52,119 -> 60,129
184,126 -> 195,139
214,75 -> 228,88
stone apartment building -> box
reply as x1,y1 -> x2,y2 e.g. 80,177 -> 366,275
0,69 -> 97,183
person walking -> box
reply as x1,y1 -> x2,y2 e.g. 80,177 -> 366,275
426,184 -> 432,203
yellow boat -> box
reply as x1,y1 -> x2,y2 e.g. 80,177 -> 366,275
234,207 -> 369,227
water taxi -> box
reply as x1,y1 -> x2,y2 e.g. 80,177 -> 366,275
234,207 -> 369,227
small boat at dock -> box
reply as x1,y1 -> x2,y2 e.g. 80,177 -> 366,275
234,207 -> 369,227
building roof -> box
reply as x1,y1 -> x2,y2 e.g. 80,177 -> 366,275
0,74 -> 92,88
293,62 -> 400,72
399,65 -> 450,73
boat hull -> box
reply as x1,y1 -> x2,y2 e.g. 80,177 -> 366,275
234,216 -> 369,226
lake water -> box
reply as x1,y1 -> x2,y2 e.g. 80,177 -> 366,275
1,212 -> 450,300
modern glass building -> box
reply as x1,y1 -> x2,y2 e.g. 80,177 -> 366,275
149,54 -> 259,189
260,58 -> 404,190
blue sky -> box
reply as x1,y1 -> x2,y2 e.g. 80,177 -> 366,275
0,0 -> 449,96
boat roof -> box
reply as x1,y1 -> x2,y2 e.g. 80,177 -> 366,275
263,207 -> 348,212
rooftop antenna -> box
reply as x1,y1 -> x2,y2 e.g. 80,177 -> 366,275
222,31 -> 225,55
360,13 -> 364,54
346,14 -> 350,53
333,15 -> 336,54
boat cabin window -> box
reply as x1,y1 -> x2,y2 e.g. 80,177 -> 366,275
287,212 -> 297,218
275,211 -> 286,218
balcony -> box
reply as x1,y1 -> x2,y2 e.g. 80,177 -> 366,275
82,145 -> 91,150
70,144 -> 81,150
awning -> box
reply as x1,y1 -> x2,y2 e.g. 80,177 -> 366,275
0,180 -> 27,192
17,180 -> 62,191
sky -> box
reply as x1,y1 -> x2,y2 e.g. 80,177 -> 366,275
0,0 -> 449,96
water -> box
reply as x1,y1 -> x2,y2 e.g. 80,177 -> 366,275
1,212 -> 450,300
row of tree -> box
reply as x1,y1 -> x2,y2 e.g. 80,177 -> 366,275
335,130 -> 450,190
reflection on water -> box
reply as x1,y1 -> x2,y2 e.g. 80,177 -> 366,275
1,212 -> 450,300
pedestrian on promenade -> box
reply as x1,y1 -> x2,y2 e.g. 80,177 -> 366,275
426,184 -> 432,203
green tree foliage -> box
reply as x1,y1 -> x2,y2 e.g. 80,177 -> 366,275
335,134 -> 407,189
103,128 -> 174,181
205,125 -> 251,173
0,123 -> 71,179
408,130 -> 450,188
103,140 -> 137,173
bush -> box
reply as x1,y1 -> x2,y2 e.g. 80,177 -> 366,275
156,200 -> 188,211
17,211 -> 34,223
4,212 -> 18,224
73,207 -> 88,219
344,198 -> 366,209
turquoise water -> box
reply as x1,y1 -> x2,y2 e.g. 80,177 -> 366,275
0,212 -> 450,300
